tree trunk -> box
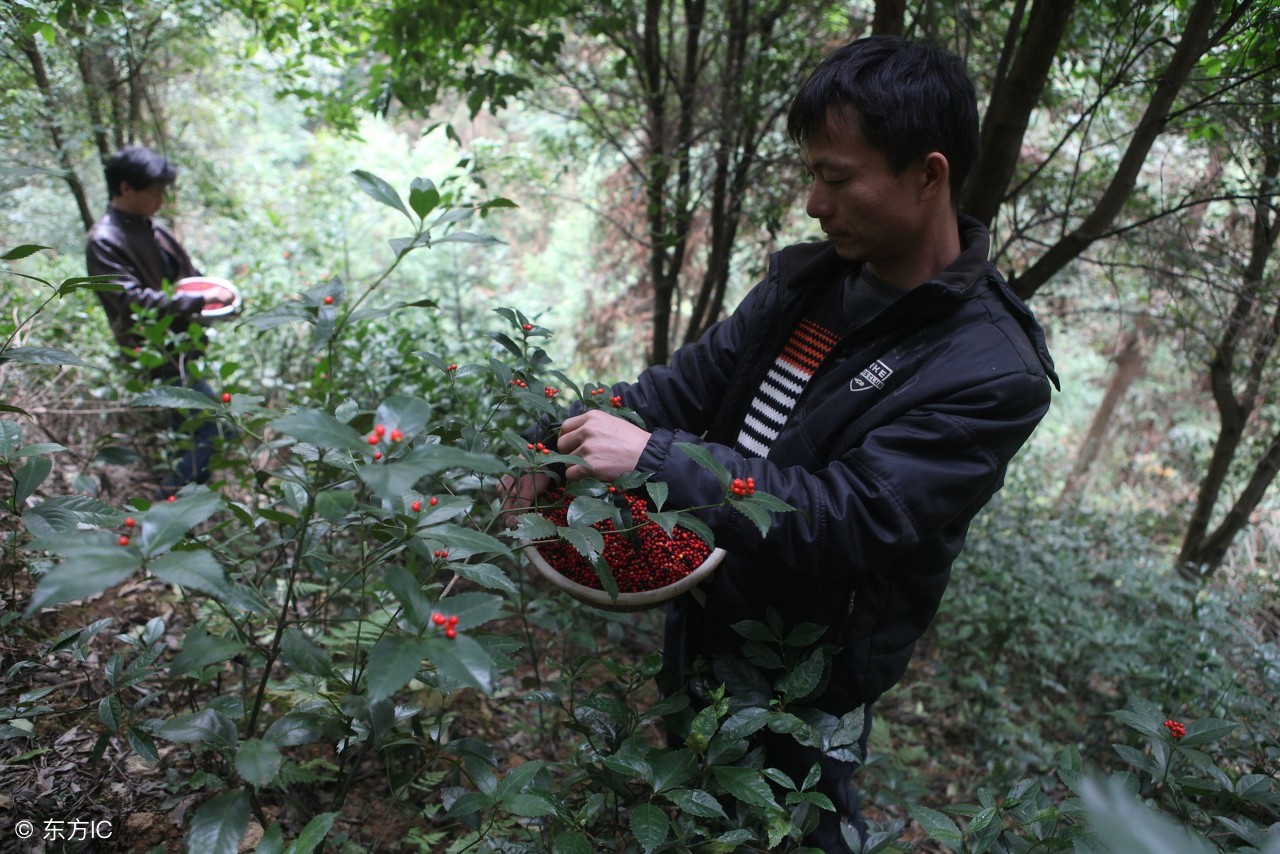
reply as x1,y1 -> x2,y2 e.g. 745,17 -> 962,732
1057,322 -> 1147,509
1008,0 -> 1222,301
19,34 -> 95,231
963,0 -> 1075,226
871,0 -> 907,35
1177,147 -> 1280,581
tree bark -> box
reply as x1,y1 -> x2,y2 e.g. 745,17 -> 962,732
963,0 -> 1075,226
18,34 -> 95,231
1177,148 -> 1280,581
1056,322 -> 1147,509
871,0 -> 906,36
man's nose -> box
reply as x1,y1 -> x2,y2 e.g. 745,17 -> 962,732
806,183 -> 831,219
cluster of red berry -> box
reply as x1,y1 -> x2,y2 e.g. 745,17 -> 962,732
510,378 -> 528,389
535,487 -> 711,593
118,516 -> 137,547
410,497 -> 439,513
526,442 -> 551,456
609,395 -> 622,408
431,611 -> 460,639
366,424 -> 405,460
730,477 -> 756,497
544,386 -> 559,399
1163,719 -> 1187,739
432,549 -> 449,559
446,363 -> 458,373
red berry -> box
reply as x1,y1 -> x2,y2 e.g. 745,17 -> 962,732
374,424 -> 387,437
522,323 -> 533,331
118,536 -> 130,546
221,392 -> 232,403
390,429 -> 403,442
166,495 -> 176,502
446,363 -> 458,372
432,612 -> 446,625
447,615 -> 458,627
411,500 -> 422,512
367,434 -> 380,445
373,451 -> 382,460
323,295 -> 334,305
429,497 -> 438,506
124,517 -> 136,528
445,627 -> 457,639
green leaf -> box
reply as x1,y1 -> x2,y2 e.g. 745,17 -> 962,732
315,490 -> 355,522
236,739 -> 283,788
776,647 -> 826,703
169,623 -> 246,677
150,550 -> 233,599
630,803 -> 670,853
425,524 -> 513,559
279,628 -> 334,678
286,812 -> 338,853
666,787 -> 728,819
352,169 -> 410,219
263,712 -> 333,748
673,441 -> 730,487
186,790 -> 250,854
14,456 -> 52,505
449,561 -> 518,596
908,803 -> 963,845
2,244 -> 51,260
424,633 -> 494,692
0,346 -> 91,368
270,410 -> 367,451
132,386 -> 220,410
157,708 -> 237,747
26,535 -> 141,613
128,726 -> 159,763
646,480 -> 668,511
408,177 -> 440,219
366,635 -> 429,701
712,766 -> 779,809
138,490 -> 224,558
22,495 -> 120,538
733,501 -> 774,539
382,565 -> 433,631
552,831 -> 593,854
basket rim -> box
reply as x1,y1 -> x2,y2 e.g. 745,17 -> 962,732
524,540 -> 725,612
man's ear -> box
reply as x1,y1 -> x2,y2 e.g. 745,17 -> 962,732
920,152 -> 951,202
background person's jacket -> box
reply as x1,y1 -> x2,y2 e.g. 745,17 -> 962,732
620,214 -> 1059,713
86,204 -> 204,377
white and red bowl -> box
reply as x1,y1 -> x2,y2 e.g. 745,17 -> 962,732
176,276 -> 242,322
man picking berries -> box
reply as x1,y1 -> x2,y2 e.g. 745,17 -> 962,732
505,36 -> 1057,851
86,146 -> 236,497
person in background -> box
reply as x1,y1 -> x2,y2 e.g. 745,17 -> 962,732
504,35 -> 1058,851
86,145 -> 233,496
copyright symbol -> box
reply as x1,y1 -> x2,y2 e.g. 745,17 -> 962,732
14,820 -> 33,839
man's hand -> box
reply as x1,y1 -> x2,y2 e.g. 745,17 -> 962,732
557,410 -> 652,482
497,471 -> 552,530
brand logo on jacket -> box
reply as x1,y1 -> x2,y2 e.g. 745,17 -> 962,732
850,359 -> 893,392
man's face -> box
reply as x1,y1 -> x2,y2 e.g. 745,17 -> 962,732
800,108 -> 930,276
114,181 -> 168,218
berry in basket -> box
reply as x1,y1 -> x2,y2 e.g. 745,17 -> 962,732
534,486 -> 711,593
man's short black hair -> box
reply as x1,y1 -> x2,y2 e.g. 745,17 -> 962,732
103,145 -> 177,198
787,35 -> 980,200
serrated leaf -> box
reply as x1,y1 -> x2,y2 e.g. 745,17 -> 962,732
236,739 -> 283,788
169,623 -> 245,677
25,535 -> 140,613
138,490 -> 224,558
186,789 -> 250,854
424,633 -> 493,692
150,550 -> 232,598
352,169 -> 409,219
287,812 -> 338,853
0,346 -> 91,367
666,787 -> 727,819
132,386 -> 220,410
630,803 -> 669,853
908,803 -> 963,844
14,455 -> 52,505
673,441 -> 730,486
712,766 -> 779,809
366,636 -> 429,702
22,494 -> 119,538
279,628 -> 333,678
269,410 -> 367,451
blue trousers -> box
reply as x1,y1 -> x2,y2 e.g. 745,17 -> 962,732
157,377 -> 221,496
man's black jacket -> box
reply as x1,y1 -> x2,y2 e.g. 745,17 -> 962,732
621,215 -> 1058,712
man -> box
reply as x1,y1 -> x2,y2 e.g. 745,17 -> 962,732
86,145 -> 234,494
509,36 -> 1058,850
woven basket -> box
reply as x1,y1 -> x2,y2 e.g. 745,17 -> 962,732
525,542 -> 725,613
